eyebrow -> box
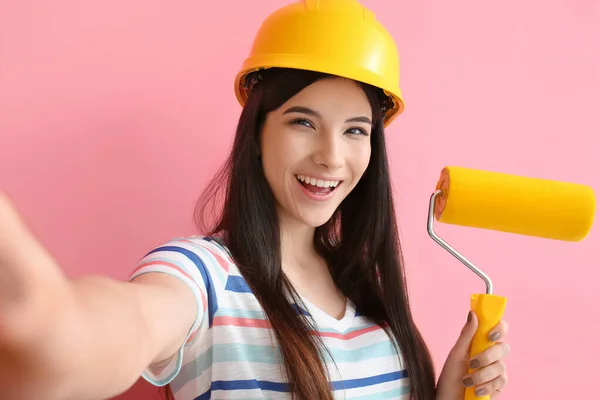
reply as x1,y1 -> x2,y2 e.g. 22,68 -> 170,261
282,106 -> 372,125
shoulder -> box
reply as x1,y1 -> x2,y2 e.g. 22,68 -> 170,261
134,234 -> 236,283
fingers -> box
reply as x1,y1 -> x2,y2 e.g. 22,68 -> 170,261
0,192 -> 39,270
457,318 -> 509,397
462,344 -> 510,397
491,389 -> 504,399
462,318 -> 510,396
0,191 -> 61,279
488,319 -> 509,342
0,192 -> 67,342
0,192 -> 30,302
0,192 -> 31,239
463,357 -> 507,384
465,368 -> 508,397
468,341 -> 510,370
466,319 -> 509,371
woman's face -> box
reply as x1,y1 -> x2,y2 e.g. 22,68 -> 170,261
260,77 -> 373,228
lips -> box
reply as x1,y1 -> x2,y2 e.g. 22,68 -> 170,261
301,182 -> 333,194
295,174 -> 343,201
295,174 -> 340,188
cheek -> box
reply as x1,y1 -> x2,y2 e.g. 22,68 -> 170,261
260,137 -> 295,194
261,153 -> 282,189
262,133 -> 304,174
351,145 -> 372,179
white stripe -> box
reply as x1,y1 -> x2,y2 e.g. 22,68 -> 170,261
177,238 -> 230,285
152,240 -> 219,293
131,235 -> 410,399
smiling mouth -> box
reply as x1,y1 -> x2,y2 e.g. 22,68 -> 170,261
295,174 -> 342,195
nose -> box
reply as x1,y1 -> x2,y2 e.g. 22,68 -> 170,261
312,132 -> 344,170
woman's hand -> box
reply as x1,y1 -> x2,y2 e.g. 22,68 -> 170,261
0,192 -> 69,339
435,311 -> 510,399
0,192 -> 73,399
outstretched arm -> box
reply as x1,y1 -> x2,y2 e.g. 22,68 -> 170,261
0,194 -> 198,400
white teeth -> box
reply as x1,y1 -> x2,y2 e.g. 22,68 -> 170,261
296,175 -> 340,188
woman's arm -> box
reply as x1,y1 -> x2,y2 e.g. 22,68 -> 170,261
0,194 -> 199,400
64,273 -> 198,399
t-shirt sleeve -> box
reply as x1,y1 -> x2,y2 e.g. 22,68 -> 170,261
128,236 -> 216,387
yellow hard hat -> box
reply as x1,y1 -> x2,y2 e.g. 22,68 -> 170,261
234,0 -> 404,127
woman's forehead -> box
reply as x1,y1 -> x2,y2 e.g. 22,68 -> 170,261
279,78 -> 372,119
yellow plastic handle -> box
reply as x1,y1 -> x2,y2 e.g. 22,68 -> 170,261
465,293 -> 507,400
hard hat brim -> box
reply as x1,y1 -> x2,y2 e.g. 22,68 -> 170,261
234,56 -> 405,127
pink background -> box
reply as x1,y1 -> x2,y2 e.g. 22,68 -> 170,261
1,0 -> 598,399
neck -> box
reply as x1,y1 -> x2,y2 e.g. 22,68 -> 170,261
277,209 -> 347,320
278,211 -> 317,265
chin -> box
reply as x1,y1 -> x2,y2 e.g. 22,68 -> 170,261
295,208 -> 338,228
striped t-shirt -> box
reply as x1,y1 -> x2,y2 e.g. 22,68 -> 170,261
129,235 -> 411,399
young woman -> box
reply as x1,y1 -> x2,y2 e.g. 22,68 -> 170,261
0,1 -> 510,400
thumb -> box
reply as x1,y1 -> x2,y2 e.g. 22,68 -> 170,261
0,192 -> 70,349
459,311 -> 479,346
0,192 -> 32,302
0,192 -> 61,275
436,312 -> 480,400
449,311 -> 479,363
0,192 -> 65,312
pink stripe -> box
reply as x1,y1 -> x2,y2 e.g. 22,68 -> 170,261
213,316 -> 382,340
206,248 -> 231,272
213,316 -> 271,329
132,261 -> 193,281
316,324 -> 381,340
181,240 -> 230,272
186,329 -> 199,344
198,287 -> 207,312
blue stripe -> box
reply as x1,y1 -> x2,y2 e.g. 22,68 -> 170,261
331,370 -> 408,391
194,379 -> 290,399
192,370 -> 407,399
224,275 -> 252,293
149,245 -> 218,327
223,277 -> 309,318
195,390 -> 211,400
291,303 -> 311,316
174,340 -> 400,391
176,240 -> 228,285
212,379 -> 289,391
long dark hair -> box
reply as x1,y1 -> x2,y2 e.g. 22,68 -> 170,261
164,67 -> 436,400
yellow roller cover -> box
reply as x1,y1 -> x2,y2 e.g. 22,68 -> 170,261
434,166 -> 596,241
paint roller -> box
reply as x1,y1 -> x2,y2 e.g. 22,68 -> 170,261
427,166 -> 596,400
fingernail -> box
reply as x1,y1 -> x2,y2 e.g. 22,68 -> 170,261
467,311 -> 472,323
489,332 -> 501,342
475,388 -> 487,397
469,359 -> 480,369
462,377 -> 474,387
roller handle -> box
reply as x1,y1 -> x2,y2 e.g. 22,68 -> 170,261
465,294 -> 507,400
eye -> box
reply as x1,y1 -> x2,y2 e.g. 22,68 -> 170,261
289,118 -> 314,129
346,127 -> 369,136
